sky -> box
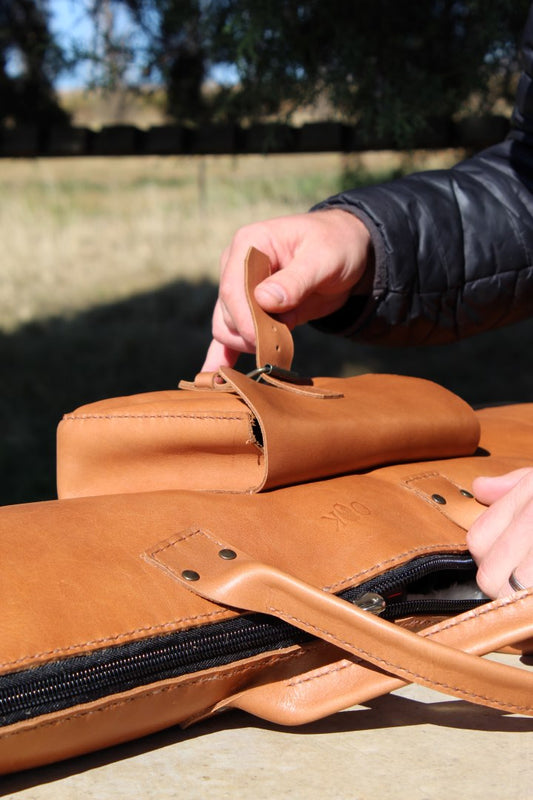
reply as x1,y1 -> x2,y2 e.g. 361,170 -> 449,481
50,1 -> 92,88
49,0 -> 237,90
50,0 -> 140,89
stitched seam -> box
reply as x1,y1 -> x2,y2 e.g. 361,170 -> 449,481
323,542 -> 466,592
3,531 -> 231,670
288,660 -> 357,687
148,528 -> 227,561
403,470 -> 440,485
287,593 -> 533,688
402,473 -> 473,525
425,590 -> 533,636
0,653 -> 294,741
0,608 -> 229,671
268,606 -> 533,713
1,535 -> 469,670
62,413 -> 248,421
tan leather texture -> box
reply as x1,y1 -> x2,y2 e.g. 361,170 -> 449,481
57,371 -> 480,497
57,248 -> 480,497
2,397 -> 533,774
2,247 -> 533,775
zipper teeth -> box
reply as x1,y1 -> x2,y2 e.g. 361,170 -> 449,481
0,553 -> 480,726
2,646 -> 177,710
352,553 -> 476,599
0,619 -> 309,725
381,597 -> 486,620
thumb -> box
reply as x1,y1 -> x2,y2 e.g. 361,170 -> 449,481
254,258 -> 316,314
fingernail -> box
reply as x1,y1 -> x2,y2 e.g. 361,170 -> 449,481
256,282 -> 286,305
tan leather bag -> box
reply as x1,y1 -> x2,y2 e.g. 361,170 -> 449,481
1,248 -> 533,775
57,249 -> 480,497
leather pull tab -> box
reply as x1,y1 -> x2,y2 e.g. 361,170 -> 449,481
245,247 -> 294,371
178,371 -> 234,392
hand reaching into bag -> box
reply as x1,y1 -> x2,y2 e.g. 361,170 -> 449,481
202,209 -> 373,371
468,468 -> 533,598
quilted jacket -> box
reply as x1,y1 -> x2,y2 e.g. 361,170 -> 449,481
314,5 -> 533,345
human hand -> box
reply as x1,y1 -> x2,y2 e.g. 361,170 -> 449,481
202,209 -> 372,371
467,467 -> 533,598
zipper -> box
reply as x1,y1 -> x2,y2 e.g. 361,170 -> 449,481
0,552 -> 485,727
344,552 -> 487,620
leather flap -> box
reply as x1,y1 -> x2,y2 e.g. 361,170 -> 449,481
221,368 -> 480,491
57,371 -> 480,497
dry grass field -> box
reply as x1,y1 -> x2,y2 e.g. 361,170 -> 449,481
0,149 -> 463,329
1,150 -> 532,505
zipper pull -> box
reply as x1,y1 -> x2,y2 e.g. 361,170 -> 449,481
353,592 -> 386,615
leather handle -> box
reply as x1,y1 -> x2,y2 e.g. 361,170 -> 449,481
208,592 -> 533,726
148,528 -> 533,717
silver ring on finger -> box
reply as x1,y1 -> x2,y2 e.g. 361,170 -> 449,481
509,571 -> 528,593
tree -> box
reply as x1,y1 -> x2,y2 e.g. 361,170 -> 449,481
113,0 -> 208,121
89,0 -> 531,143
205,0 -> 531,142
0,0 -> 67,126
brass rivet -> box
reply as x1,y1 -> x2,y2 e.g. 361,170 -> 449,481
182,569 -> 200,581
432,493 -> 447,505
218,548 -> 237,560
460,489 -> 474,498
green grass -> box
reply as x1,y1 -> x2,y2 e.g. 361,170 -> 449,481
1,151 -> 531,506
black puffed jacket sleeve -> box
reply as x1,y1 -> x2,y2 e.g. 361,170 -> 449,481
312,6 -> 533,346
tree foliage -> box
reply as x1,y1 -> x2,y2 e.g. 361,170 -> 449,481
113,0 -> 531,142
0,0 -> 67,125
1,0 -> 531,141
219,0 -> 531,138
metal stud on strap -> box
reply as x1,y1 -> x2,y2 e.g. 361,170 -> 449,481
246,363 -> 312,385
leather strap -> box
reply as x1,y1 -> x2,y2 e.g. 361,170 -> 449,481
244,248 -> 336,395
182,247 -> 295,391
147,528 -> 533,716
245,247 -> 294,371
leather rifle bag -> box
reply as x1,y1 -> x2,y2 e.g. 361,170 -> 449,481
1,248 -> 533,775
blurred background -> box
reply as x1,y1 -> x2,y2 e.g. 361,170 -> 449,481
1,0 -> 532,505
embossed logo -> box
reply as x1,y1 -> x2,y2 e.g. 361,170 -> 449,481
321,501 -> 371,530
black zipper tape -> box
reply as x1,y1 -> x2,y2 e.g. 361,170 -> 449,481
0,552 -> 485,727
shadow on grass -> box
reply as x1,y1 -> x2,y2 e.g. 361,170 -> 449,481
1,277 -> 532,506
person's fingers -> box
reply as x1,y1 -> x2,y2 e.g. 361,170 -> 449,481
468,469 -> 533,558
476,519 -> 533,598
216,224 -> 281,345
254,252 -> 350,316
472,468 -> 532,504
202,208 -> 372,365
200,295 -> 255,372
507,549 -> 533,594
254,279 -> 289,311
467,469 -> 533,597
201,338 -> 240,372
